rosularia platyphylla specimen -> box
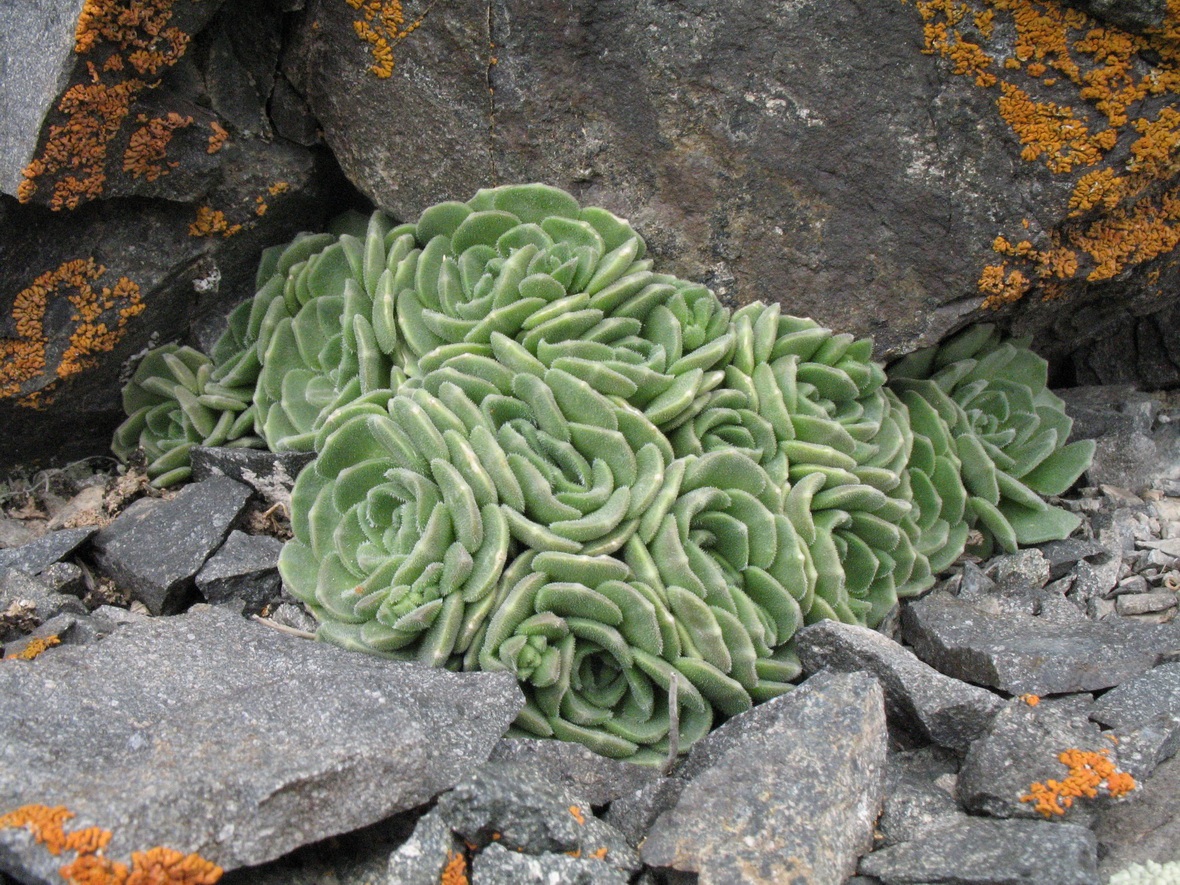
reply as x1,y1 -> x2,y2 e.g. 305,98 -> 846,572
115,184 -> 1095,762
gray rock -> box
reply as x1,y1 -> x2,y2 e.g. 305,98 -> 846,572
434,762 -> 639,873
901,591 -> 1180,695
266,602 -> 319,634
91,476 -> 253,614
1071,553 -> 1124,601
602,778 -> 687,849
487,737 -> 659,806
0,528 -> 94,575
985,549 -> 1051,590
1117,591 -> 1179,615
1094,750 -> 1180,878
1060,387 -> 1180,493
1113,575 -> 1151,596
877,748 -> 968,848
796,619 -> 1002,753
0,605 -> 522,880
0,568 -> 87,640
1063,0 -> 1166,36
195,530 -> 284,614
190,446 -> 316,510
384,809 -> 465,885
1107,714 -> 1180,781
1090,663 -> 1180,730
472,842 -> 630,885
36,562 -> 86,598
954,562 -> 998,601
858,817 -> 1099,885
957,697 -> 1126,821
1040,537 -> 1109,581
1,611 -> 116,658
642,671 -> 887,884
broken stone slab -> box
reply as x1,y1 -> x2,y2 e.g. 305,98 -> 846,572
433,761 -> 639,875
642,670 -> 887,885
985,549 -> 1051,590
1040,537 -> 1110,581
0,605 -> 523,882
383,810 -> 464,885
91,476 -> 253,614
901,591 -> 1180,695
858,817 -> 1099,885
957,697 -> 1128,822
0,527 -> 95,575
876,748 -> 969,848
195,530 -> 283,614
472,842 -> 630,885
0,611 -> 117,658
190,446 -> 316,511
1094,751 -> 1180,879
1107,714 -> 1180,781
1117,590 -> 1179,615
796,619 -> 1003,753
1090,663 -> 1180,731
0,569 -> 86,641
601,778 -> 688,849
486,737 -> 659,807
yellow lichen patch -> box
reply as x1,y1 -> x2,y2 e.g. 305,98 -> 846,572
440,849 -> 468,885
1019,693 -> 1041,706
188,207 -> 242,238
0,805 -> 75,855
206,121 -> 228,154
908,0 -> 1180,304
254,197 -> 267,216
1021,748 -> 1136,817
1,259 -> 145,404
344,0 -> 430,78
267,181 -> 289,196
568,805 -> 585,825
4,634 -> 62,660
123,112 -> 192,180
22,0 -> 202,210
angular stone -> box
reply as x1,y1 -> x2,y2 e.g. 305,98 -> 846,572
1094,752 -> 1180,878
957,697 -> 1125,822
602,778 -> 687,849
901,591 -> 1180,695
1108,714 -> 1180,781
797,619 -> 1002,753
472,842 -> 630,885
877,748 -> 968,848
0,605 -> 523,881
1090,663 -> 1180,730
1040,537 -> 1110,581
0,611 -> 117,658
91,476 -> 253,614
434,762 -> 639,874
642,671 -> 887,884
0,528 -> 94,575
36,562 -> 85,598
985,549 -> 1051,589
190,446 -> 316,510
858,817 -> 1099,885
0,569 -> 87,641
1117,591 -> 1179,615
195,530 -> 284,614
384,810 -> 465,885
487,738 -> 659,807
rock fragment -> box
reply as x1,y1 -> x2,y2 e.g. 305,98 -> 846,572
0,528 -> 95,575
487,737 -> 659,806
1091,663 -> 1180,730
195,530 -> 283,614
876,748 -> 968,848
472,842 -> 630,885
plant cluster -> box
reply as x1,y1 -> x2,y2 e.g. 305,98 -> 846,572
113,184 -> 1093,761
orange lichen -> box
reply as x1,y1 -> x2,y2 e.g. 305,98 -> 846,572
910,0 -> 1180,304
569,805 -> 585,825
267,181 -> 290,195
206,122 -> 228,154
440,849 -> 468,885
1021,748 -> 1136,817
0,803 -> 222,885
344,0 -> 430,78
1,259 -> 145,404
5,635 -> 62,660
123,112 -> 192,180
1019,693 -> 1041,706
589,847 -> 609,860
254,197 -> 268,216
189,207 -> 242,238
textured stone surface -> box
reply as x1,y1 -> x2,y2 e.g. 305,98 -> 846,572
642,671 -> 887,884
602,778 -> 687,849
0,605 -> 523,881
195,530 -> 283,614
0,528 -> 94,576
472,842 -> 630,885
901,591 -> 1180,695
384,810 -> 463,885
1094,751 -> 1180,878
1108,714 -> 1180,781
1091,663 -> 1180,729
797,619 -> 1002,752
91,477 -> 253,614
1059,387 -> 1180,493
876,748 -> 968,849
957,698 -> 1123,821
190,446 -> 316,510
858,817 -> 1099,885
487,738 -> 659,807
0,569 -> 86,641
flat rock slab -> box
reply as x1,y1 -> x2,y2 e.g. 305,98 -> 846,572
91,477 -> 254,614
0,605 -> 523,882
876,748 -> 967,848
797,619 -> 1002,753
0,528 -> 95,576
1091,663 -> 1180,731
472,842 -> 630,885
901,591 -> 1180,695
195,530 -> 283,614
487,737 -> 659,806
1094,751 -> 1180,878
858,817 -> 1099,885
642,670 -> 887,885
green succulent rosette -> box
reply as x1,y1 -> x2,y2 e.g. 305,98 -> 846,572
888,324 -> 1094,554
111,344 -> 260,487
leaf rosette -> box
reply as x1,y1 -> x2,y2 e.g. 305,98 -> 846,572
888,324 -> 1093,554
111,344 -> 259,487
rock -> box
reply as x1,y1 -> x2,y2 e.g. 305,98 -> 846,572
36,562 -> 86,598
433,762 -> 639,874
876,748 -> 968,848
91,476 -> 253,614
1090,663 -> 1180,730
1064,0 -> 1166,35
1071,306 -> 1180,390
796,619 -> 1003,753
1,611 -> 116,658
45,486 -> 105,531
1059,387 -> 1180,493
0,569 -> 87,640
1070,553 -> 1123,602
1094,751 -> 1180,878
1114,575 -> 1152,597
190,446 -> 316,510
0,527 -> 94,575
0,605 -> 523,881
901,591 -> 1180,695
1117,591 -> 1178,616
384,810 -> 465,885
1040,537 -> 1109,581
195,530 -> 284,614
858,817 -> 1099,885
985,549 -> 1051,590
601,778 -> 687,849
472,842 -> 630,885
265,602 -> 318,634
1106,714 -> 1180,781
956,697 -> 1127,822
486,737 -> 659,807
642,671 -> 887,884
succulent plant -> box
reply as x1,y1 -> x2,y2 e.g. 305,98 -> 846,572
888,324 -> 1094,554
111,344 -> 260,486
